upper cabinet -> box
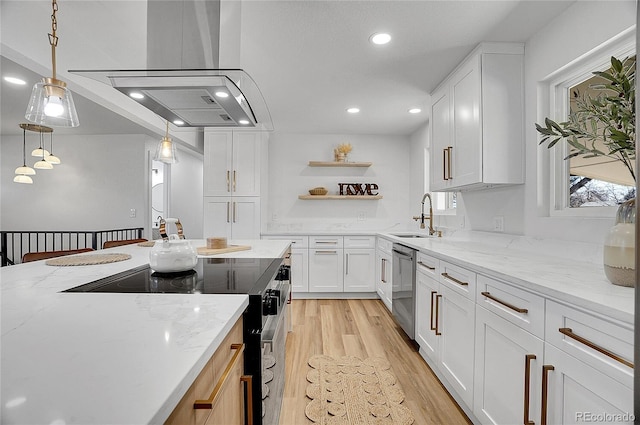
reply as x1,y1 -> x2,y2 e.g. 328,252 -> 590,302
204,131 -> 264,197
430,43 -> 524,192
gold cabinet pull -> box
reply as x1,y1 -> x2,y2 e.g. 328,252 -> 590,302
441,272 -> 468,286
233,202 -> 237,223
443,148 -> 448,181
434,294 -> 442,335
524,354 -> 536,425
241,375 -> 253,425
558,328 -> 633,368
345,253 -> 350,275
226,202 -> 230,223
381,258 -> 387,283
447,146 -> 453,180
430,291 -> 438,331
418,261 -> 435,271
226,170 -> 230,192
481,291 -> 528,314
315,250 -> 337,254
194,343 -> 245,409
540,364 -> 554,425
233,170 -> 237,192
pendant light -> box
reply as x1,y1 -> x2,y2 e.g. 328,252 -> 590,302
34,131 -> 54,170
25,0 -> 79,128
45,132 -> 61,164
154,121 -> 178,164
31,127 -> 50,158
14,125 -> 36,184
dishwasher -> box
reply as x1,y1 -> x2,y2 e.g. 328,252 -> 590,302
392,243 -> 416,339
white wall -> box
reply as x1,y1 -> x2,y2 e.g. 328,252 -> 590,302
1,134 -> 148,231
265,133 -> 413,233
447,0 -> 636,244
167,147 -> 204,239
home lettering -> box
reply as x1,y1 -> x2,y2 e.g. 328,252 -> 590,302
338,183 -> 379,196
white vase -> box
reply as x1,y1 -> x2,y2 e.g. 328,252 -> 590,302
603,198 -> 635,287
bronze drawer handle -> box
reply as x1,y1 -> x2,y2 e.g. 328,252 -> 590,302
194,343 -> 245,409
443,148 -> 448,181
447,146 -> 453,180
241,375 -> 253,425
430,291 -> 437,331
558,328 -> 633,369
434,294 -> 442,335
418,261 -> 435,271
441,272 -> 468,286
481,291 -> 528,314
540,365 -> 554,425
524,354 -> 536,425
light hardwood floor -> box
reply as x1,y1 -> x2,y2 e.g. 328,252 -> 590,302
279,299 -> 471,425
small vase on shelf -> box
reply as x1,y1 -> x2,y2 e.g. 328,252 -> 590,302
336,152 -> 346,162
603,198 -> 635,287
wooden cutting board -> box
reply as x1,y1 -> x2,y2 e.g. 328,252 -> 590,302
196,245 -> 251,255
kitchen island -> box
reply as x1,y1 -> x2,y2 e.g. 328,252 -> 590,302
1,239 -> 290,425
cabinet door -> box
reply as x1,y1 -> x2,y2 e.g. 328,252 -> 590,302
308,249 -> 344,292
451,56 -> 482,188
204,132 -> 233,196
416,269 -> 439,362
203,197 -> 232,239
232,132 -> 261,196
474,306 -> 543,425
438,285 -> 475,407
430,86 -> 451,191
543,344 -> 633,425
290,249 -> 309,293
229,197 -> 260,240
344,249 -> 375,292
376,251 -> 392,312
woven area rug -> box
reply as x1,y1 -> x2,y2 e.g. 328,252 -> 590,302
305,355 -> 415,425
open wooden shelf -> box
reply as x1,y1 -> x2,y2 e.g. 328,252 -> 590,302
308,161 -> 372,167
298,195 -> 382,200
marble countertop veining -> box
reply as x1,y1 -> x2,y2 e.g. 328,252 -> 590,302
1,239 -> 290,425
378,232 -> 634,325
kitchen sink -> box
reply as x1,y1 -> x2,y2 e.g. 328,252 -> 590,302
391,233 -> 429,238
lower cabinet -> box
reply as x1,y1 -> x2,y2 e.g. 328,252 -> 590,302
375,247 -> 392,311
473,306 -> 543,425
309,247 -> 344,292
344,248 -> 375,291
289,248 -> 309,292
415,262 -> 439,360
165,317 -> 248,425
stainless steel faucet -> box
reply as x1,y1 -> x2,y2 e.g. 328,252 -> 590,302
413,193 -> 437,236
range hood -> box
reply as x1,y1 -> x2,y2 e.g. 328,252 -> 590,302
70,0 -> 273,130
69,68 -> 273,129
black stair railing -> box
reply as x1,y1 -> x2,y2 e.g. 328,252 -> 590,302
0,228 -> 144,266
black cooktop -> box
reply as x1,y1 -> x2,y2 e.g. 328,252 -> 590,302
63,258 -> 283,295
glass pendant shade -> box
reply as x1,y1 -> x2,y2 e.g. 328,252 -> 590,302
45,154 -> 61,165
15,165 -> 36,175
25,78 -> 79,128
13,174 -> 33,184
31,147 -> 50,157
34,159 -> 54,170
154,137 -> 178,163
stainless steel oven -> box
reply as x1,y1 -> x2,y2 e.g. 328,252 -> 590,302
392,243 -> 416,339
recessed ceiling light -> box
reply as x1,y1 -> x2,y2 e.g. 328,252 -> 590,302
129,92 -> 144,99
408,108 -> 422,114
370,33 -> 391,45
215,91 -> 229,98
346,107 -> 360,114
238,119 -> 250,125
173,120 -> 184,125
4,76 -> 26,85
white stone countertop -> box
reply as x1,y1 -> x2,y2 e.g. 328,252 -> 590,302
378,231 -> 634,325
1,239 -> 289,425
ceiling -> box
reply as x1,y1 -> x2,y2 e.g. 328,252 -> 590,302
1,0 -> 577,138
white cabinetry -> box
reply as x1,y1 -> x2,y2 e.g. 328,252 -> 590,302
375,237 -> 393,311
416,256 -> 476,408
344,236 -> 375,292
430,43 -> 524,192
309,236 -> 344,292
473,274 -> 545,425
261,236 -> 309,293
203,131 -> 266,239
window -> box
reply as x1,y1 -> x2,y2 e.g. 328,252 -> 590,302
545,28 -> 635,216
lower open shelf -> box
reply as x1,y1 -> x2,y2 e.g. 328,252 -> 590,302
298,195 -> 383,200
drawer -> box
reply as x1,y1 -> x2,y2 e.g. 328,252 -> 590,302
439,260 -> 476,299
376,236 -> 393,253
344,235 -> 376,249
262,235 -> 309,249
309,235 -> 343,248
476,274 -> 544,339
545,300 -> 633,387
416,252 -> 439,280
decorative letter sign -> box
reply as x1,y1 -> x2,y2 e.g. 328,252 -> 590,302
338,183 -> 379,196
